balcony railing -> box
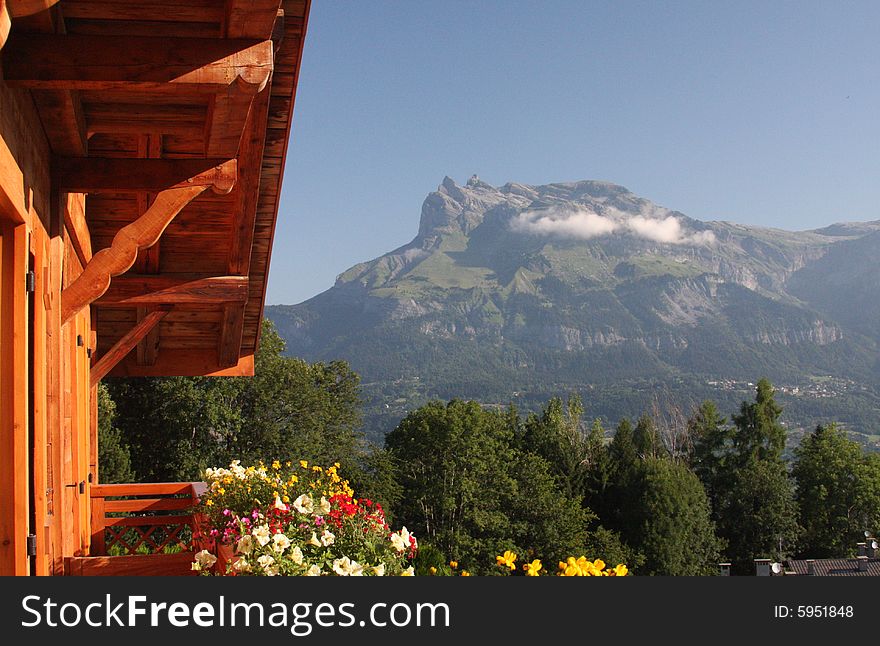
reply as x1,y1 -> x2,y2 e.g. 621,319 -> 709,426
64,482 -> 207,576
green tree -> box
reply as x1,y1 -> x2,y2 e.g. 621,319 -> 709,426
715,459 -> 800,573
731,378 -> 785,465
687,399 -> 732,509
792,423 -> 880,557
520,396 -> 609,507
628,457 -> 723,575
96,382 -> 134,484
634,413 -> 661,459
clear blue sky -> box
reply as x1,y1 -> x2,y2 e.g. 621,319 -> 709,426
267,0 -> 880,305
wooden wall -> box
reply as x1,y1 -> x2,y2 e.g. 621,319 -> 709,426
0,78 -> 93,575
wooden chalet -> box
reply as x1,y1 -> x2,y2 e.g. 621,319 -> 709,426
0,0 -> 310,575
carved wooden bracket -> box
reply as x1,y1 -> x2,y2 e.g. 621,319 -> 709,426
60,158 -> 236,325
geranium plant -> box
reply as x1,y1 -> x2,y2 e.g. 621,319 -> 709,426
192,459 -> 416,576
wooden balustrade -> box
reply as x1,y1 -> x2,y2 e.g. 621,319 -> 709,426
65,481 -> 208,575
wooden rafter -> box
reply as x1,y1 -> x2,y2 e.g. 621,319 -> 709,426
3,34 -> 273,94
225,0 -> 282,39
60,1 -> 226,24
54,157 -> 237,194
90,307 -> 170,386
32,91 -> 88,157
96,275 -> 249,307
86,104 -> 207,137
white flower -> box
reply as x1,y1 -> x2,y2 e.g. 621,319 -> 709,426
272,533 -> 291,553
231,558 -> 252,574
192,549 -> 217,570
274,495 -> 288,512
307,532 -> 321,547
252,524 -> 271,547
293,494 -> 314,514
257,554 -> 278,576
401,566 -> 415,576
390,527 -> 414,552
236,534 -> 254,555
318,496 -> 331,515
291,546 -> 304,565
372,563 -> 386,577
230,460 -> 246,479
305,564 -> 322,576
332,556 -> 362,576
320,529 -> 335,547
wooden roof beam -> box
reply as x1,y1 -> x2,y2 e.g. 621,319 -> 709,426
96,275 -> 249,307
3,34 -> 273,94
225,0 -> 282,39
86,104 -> 207,138
90,307 -> 170,386
33,91 -> 89,157
54,157 -> 237,194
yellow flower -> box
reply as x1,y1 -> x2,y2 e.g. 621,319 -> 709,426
449,561 -> 458,569
523,559 -> 542,576
496,550 -> 517,570
460,570 -> 471,576
205,499 -> 213,507
611,564 -> 628,577
300,460 -> 308,469
429,567 -> 437,575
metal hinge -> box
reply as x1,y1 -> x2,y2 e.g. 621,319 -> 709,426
25,270 -> 35,293
26,534 -> 37,557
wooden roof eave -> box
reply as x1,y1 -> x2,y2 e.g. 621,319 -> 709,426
1,0 -> 307,378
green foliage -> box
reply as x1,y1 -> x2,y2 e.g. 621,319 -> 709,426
792,424 -> 880,557
105,321 -> 369,484
731,378 -> 786,465
688,400 -> 733,510
715,459 -> 800,573
633,414 -> 660,460
385,399 -> 594,574
96,382 -> 134,484
629,457 -> 723,576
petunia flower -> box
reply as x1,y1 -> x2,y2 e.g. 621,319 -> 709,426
272,533 -> 291,553
293,494 -> 314,515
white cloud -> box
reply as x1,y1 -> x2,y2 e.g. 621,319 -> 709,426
510,205 -> 617,239
510,204 -> 715,246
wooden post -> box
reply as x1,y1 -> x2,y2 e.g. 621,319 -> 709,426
89,496 -> 105,556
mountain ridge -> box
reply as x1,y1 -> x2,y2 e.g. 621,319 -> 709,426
268,176 -> 880,445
